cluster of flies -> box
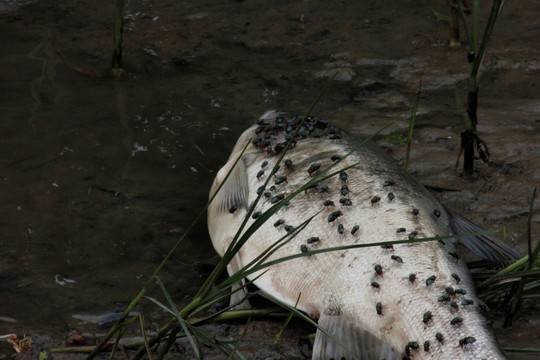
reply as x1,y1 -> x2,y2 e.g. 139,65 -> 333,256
229,114 -> 346,220
251,114 -> 344,156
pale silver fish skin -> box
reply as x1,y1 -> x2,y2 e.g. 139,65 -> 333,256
208,111 -> 507,359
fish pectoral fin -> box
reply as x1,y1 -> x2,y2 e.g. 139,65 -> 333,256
214,157 -> 249,213
446,206 -> 521,266
313,314 -> 401,360
227,256 -> 251,310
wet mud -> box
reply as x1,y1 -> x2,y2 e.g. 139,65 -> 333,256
1,0 -> 539,358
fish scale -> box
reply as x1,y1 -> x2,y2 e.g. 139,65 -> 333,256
208,110 -> 518,359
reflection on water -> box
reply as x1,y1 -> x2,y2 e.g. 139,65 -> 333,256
1,0 -> 539,357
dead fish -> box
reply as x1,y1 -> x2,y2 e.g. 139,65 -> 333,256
208,110 -> 519,360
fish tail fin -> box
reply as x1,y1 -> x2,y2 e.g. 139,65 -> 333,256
446,207 -> 521,266
313,314 -> 402,360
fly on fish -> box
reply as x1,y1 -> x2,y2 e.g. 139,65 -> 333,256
207,110 -> 520,359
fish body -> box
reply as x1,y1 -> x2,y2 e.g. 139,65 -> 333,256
208,111 -> 519,359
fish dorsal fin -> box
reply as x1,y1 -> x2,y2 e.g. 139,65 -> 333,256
214,157 -> 249,213
313,314 -> 402,360
445,206 -> 521,266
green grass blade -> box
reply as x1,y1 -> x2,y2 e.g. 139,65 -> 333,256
405,79 -> 421,171
471,0 -> 478,53
138,315 -> 155,360
470,0 -> 505,90
274,293 -> 301,344
254,233 -> 485,271
188,271 -> 270,320
151,278 -> 200,358
478,255 -> 530,290
226,316 -> 251,360
208,307 -> 286,323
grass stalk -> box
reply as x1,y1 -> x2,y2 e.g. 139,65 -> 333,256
108,324 -> 123,360
139,316 -> 154,360
405,79 -> 421,171
211,308 -> 287,322
461,0 -> 505,175
274,293 -> 301,344
149,278 -> 200,357
227,317 -> 251,360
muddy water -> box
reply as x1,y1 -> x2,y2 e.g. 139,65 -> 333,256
1,0 -> 539,358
